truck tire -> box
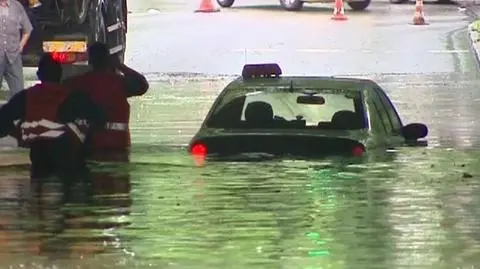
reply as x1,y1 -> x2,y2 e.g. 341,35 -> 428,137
217,0 -> 235,7
279,0 -> 303,11
104,0 -> 126,63
88,0 -> 107,45
347,0 -> 370,10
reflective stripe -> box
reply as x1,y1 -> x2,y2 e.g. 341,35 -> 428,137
67,123 -> 85,142
106,122 -> 128,131
21,119 -> 64,129
109,45 -> 123,55
76,119 -> 88,126
22,130 -> 65,141
21,119 -> 85,143
107,22 -> 122,32
76,120 -> 128,131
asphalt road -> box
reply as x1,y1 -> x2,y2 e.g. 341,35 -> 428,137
125,0 -> 472,75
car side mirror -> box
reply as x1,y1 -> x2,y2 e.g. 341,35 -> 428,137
401,123 -> 428,140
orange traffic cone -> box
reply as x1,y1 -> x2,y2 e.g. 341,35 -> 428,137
331,0 -> 347,21
195,0 -> 219,13
412,0 -> 427,25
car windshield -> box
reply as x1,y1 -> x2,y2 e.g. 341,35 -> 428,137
205,86 -> 367,130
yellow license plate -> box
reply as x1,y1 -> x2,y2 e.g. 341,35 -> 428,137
42,41 -> 87,53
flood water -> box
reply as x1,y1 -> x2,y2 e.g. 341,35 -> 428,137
0,70 -> 480,269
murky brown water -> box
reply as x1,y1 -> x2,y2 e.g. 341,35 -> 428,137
0,71 -> 480,268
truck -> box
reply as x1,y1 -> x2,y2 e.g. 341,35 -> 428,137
20,0 -> 127,77
216,0 -> 371,11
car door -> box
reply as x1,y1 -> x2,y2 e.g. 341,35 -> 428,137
373,87 -> 405,146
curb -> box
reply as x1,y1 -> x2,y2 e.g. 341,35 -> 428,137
468,21 -> 480,70
463,4 -> 480,20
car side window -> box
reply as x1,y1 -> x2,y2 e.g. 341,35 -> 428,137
206,96 -> 246,128
374,88 -> 403,133
372,98 -> 391,133
365,92 -> 387,134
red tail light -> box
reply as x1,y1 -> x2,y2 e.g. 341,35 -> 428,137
190,143 -> 207,167
51,52 -> 87,64
352,145 -> 365,157
191,143 -> 207,156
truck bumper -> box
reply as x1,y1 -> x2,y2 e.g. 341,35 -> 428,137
22,25 -> 89,67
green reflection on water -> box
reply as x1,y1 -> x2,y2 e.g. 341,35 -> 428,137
304,169 -> 337,259
1,80 -> 480,269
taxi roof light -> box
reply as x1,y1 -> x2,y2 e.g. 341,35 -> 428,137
242,63 -> 282,79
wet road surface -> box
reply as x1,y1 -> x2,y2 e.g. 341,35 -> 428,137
126,0 -> 471,75
1,0 -> 480,268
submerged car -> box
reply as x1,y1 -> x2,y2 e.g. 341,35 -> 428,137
188,63 -> 428,160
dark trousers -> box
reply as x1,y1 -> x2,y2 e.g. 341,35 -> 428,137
29,135 -> 91,199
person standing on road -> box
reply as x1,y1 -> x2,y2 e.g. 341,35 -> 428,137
64,42 -> 149,162
0,0 -> 33,99
0,53 -> 106,195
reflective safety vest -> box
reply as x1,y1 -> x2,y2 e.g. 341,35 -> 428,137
66,71 -> 131,151
21,83 -> 85,146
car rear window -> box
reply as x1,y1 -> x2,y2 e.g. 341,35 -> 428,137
206,87 -> 366,130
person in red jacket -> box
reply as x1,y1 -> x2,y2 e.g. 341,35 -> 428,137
0,53 -> 106,192
64,42 -> 149,162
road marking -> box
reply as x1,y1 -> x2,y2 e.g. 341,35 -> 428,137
296,48 -> 346,53
232,48 -> 281,53
232,48 -> 469,54
427,49 -> 469,54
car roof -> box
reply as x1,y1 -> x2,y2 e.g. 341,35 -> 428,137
223,76 -> 381,94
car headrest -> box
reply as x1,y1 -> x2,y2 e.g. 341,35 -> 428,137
245,101 -> 274,123
331,110 -> 363,130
